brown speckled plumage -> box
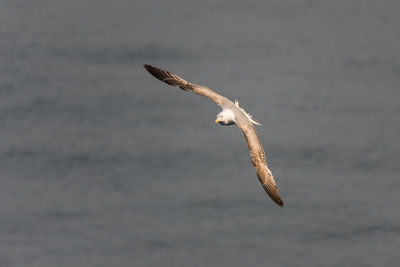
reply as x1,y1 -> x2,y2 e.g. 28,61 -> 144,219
144,64 -> 284,207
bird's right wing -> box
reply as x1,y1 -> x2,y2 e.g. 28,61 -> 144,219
143,64 -> 232,108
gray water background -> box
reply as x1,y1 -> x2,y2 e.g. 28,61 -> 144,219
1,1 -> 400,266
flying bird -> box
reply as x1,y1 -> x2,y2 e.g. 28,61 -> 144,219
143,64 -> 284,206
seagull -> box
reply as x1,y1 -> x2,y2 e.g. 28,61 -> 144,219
143,64 -> 284,206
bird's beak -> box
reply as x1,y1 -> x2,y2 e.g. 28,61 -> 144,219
214,118 -> 220,124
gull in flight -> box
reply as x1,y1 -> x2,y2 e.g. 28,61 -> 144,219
143,64 -> 284,206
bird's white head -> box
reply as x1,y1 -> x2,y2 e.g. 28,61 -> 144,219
215,109 -> 235,126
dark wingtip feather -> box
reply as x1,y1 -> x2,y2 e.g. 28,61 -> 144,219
143,64 -> 170,82
143,64 -> 186,89
269,191 -> 284,207
276,198 -> 284,207
143,64 -> 157,76
262,182 -> 284,207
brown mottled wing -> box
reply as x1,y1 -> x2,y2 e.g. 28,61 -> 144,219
143,64 -> 232,108
238,122 -> 284,206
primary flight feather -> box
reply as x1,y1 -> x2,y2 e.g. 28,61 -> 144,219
143,64 -> 284,207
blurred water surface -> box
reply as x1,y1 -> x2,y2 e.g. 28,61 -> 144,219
1,1 -> 399,266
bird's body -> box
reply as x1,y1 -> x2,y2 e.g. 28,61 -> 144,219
143,64 -> 284,206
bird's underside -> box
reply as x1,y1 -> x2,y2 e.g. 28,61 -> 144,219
143,64 -> 284,207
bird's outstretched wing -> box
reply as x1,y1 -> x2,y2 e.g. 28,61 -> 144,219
238,122 -> 284,206
144,64 -> 284,206
143,64 -> 233,108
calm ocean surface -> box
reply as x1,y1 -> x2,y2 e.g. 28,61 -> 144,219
1,1 -> 399,266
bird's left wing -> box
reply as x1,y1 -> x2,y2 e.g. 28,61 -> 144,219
143,64 -> 233,108
237,121 -> 284,207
